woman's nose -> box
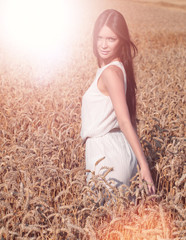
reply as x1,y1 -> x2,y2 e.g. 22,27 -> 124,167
101,39 -> 108,48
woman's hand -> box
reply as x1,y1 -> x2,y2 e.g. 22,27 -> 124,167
140,165 -> 155,195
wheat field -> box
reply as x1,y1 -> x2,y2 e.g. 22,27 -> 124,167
0,0 -> 185,239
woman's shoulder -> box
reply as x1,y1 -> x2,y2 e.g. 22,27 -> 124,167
101,63 -> 124,81
99,61 -> 127,91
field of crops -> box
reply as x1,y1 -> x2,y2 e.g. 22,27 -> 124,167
0,0 -> 185,239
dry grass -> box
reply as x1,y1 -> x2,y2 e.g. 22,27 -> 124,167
132,0 -> 186,11
0,0 -> 185,239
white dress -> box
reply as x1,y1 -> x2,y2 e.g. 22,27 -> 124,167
81,61 -> 137,187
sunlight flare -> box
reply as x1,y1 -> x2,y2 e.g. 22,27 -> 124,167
0,0 -> 82,63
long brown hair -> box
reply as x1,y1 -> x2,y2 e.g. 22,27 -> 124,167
93,9 -> 138,128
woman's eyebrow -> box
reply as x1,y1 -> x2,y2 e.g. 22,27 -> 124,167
98,35 -> 117,38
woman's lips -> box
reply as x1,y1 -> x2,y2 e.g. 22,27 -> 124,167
100,50 -> 109,55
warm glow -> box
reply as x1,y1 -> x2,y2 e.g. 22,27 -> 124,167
0,0 -> 82,64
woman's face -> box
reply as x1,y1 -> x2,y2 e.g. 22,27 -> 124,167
97,25 -> 121,65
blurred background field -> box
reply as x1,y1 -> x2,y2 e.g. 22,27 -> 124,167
0,0 -> 185,239
132,0 -> 186,9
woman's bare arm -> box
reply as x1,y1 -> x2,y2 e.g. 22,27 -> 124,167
100,65 -> 155,194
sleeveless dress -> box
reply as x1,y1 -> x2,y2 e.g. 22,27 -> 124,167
81,61 -> 137,187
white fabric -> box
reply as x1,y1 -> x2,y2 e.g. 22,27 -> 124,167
81,61 -> 126,141
81,61 -> 137,187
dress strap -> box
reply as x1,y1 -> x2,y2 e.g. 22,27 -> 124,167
96,61 -> 127,91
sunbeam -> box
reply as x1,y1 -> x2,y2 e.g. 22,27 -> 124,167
0,0 -> 84,66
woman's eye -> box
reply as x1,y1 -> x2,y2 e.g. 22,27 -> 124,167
108,38 -> 116,42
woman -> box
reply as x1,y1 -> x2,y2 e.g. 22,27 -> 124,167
81,9 -> 155,194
